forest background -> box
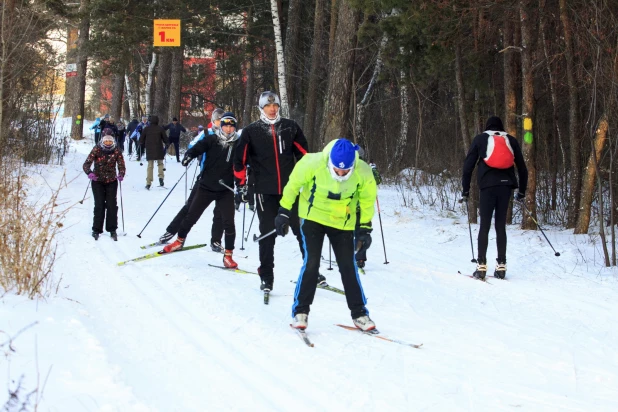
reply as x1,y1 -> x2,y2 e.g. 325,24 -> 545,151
2,0 -> 618,272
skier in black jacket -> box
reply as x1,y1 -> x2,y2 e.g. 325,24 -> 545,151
233,91 -> 309,292
163,112 -> 240,269
461,116 -> 528,280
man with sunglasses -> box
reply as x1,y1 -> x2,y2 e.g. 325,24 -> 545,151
233,91 -> 309,293
276,138 -> 378,331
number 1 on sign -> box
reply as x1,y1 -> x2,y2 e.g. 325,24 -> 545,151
159,31 -> 165,42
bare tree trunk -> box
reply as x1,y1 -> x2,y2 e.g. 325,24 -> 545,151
305,0 -> 326,150
356,29 -> 388,155
520,0 -> 537,230
154,48 -> 172,122
269,0 -> 289,118
319,0 -> 359,145
168,47 -> 184,121
110,65 -> 124,120
145,52 -> 157,116
284,0 -> 301,112
455,44 -> 471,154
70,0 -> 90,141
125,71 -> 136,119
390,63 -> 409,173
242,6 -> 254,125
328,0 -> 338,61
575,114 -> 608,235
503,16 -> 518,224
559,0 -> 581,229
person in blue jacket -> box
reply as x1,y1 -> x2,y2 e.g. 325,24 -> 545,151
90,117 -> 101,145
164,117 -> 187,162
158,108 -> 226,252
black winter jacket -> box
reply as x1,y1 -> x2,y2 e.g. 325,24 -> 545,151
233,118 -> 308,195
140,116 -> 168,161
164,122 -> 187,139
462,131 -> 528,194
186,132 -> 238,192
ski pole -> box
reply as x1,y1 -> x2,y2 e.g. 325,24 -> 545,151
240,202 -> 246,250
218,179 -> 235,192
244,207 -> 257,242
79,181 -> 90,204
375,195 -> 389,264
190,161 -> 199,190
119,180 -> 125,233
519,202 -> 561,256
185,166 -> 188,203
253,229 -> 276,242
459,198 -> 477,263
328,241 -> 333,271
136,166 -> 189,238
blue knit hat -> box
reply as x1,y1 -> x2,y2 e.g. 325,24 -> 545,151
330,139 -> 358,169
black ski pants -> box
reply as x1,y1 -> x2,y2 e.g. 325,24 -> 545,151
91,180 -> 118,233
256,193 -> 303,281
167,182 -> 223,244
478,185 -> 512,264
166,137 -> 180,161
128,137 -> 136,155
177,187 -> 235,250
292,219 -> 368,319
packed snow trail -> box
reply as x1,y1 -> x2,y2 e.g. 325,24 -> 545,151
2,124 -> 618,411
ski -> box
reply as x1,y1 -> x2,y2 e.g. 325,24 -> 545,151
336,324 -> 423,349
291,280 -> 345,295
457,271 -> 492,284
290,324 -> 314,347
264,291 -> 270,305
117,243 -> 208,266
207,264 -> 257,275
358,267 -> 366,275
140,241 -> 167,249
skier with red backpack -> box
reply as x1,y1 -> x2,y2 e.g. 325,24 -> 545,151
461,116 -> 528,280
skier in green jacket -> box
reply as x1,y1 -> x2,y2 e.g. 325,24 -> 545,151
276,138 -> 377,331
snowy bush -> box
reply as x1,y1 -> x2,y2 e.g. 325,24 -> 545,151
0,157 -> 66,298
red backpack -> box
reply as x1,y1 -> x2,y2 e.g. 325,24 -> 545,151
483,131 -> 514,169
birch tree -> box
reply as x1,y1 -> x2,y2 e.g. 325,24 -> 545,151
269,0 -> 289,118
145,51 -> 157,116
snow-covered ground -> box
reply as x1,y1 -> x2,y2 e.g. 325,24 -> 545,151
2,120 -> 618,411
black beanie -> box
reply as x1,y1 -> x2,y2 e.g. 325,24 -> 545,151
485,116 -> 504,131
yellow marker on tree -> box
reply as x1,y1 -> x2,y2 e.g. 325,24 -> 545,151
523,117 -> 533,144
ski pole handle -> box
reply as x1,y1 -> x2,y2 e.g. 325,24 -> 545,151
253,229 -> 276,242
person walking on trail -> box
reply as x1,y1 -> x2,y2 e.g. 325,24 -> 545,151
140,115 -> 168,190
461,115 -> 528,280
131,116 -> 149,161
159,108 -> 227,252
164,117 -> 186,162
90,117 -> 101,145
233,90 -> 311,293
277,138 -> 378,331
83,131 -> 126,241
126,117 -> 139,158
163,112 -> 241,269
116,119 -> 127,153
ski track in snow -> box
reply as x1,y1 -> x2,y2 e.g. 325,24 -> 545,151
2,121 -> 618,411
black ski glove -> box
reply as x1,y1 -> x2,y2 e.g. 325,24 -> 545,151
356,222 -> 373,250
275,207 -> 291,237
515,192 -> 525,203
181,153 -> 193,167
459,191 -> 469,203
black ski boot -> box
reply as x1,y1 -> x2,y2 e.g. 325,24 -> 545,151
110,231 -> 118,241
260,280 -> 273,292
159,231 -> 174,244
159,178 -> 164,187
494,260 -> 507,279
145,184 -> 151,190
92,231 -> 99,240
472,261 -> 487,280
211,241 -> 224,253
317,274 -> 327,285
